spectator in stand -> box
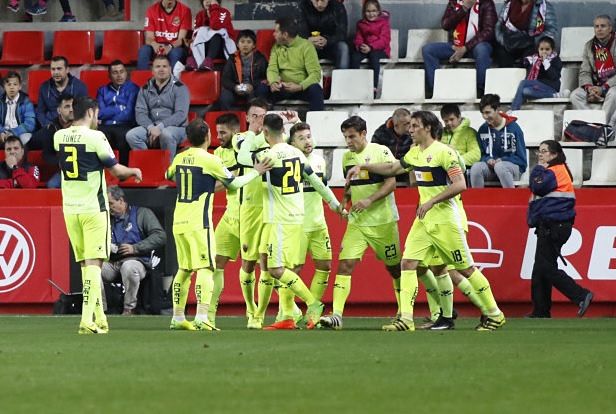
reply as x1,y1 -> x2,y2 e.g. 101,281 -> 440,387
97,60 -> 140,166
440,103 -> 481,169
350,0 -> 390,95
494,0 -> 557,68
422,0 -> 496,98
137,0 -> 192,71
101,186 -> 166,315
12,0 -> 77,22
0,71 -> 35,148
126,55 -> 189,163
219,29 -> 269,110
100,0 -> 124,21
570,15 -> 616,128
471,94 -> 527,188
187,0 -> 237,71
0,135 -> 40,189
267,17 -> 325,111
36,56 -> 86,129
299,0 -> 350,69
511,36 -> 566,111
371,108 -> 412,184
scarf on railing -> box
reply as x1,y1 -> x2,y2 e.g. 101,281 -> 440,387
453,0 -> 480,47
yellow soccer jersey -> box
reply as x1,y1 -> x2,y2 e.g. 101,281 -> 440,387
166,147 -> 235,234
303,151 -> 328,232
343,143 -> 399,226
53,125 -> 118,214
214,145 -> 240,219
400,140 -> 465,225
232,130 -> 269,207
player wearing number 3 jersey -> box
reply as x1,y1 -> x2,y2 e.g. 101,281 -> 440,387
54,96 -> 142,335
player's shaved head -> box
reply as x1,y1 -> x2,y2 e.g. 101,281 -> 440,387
263,114 -> 284,135
186,118 -> 210,147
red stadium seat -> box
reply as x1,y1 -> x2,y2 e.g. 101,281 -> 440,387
80,70 -> 109,99
130,70 -> 151,87
27,150 -> 57,187
121,149 -> 175,188
181,71 -> 220,105
27,70 -> 50,105
95,30 -> 142,65
256,29 -> 275,59
0,31 -> 45,65
105,150 -> 121,186
188,111 -> 198,122
52,31 -> 96,65
204,111 -> 247,148
0,69 -> 8,80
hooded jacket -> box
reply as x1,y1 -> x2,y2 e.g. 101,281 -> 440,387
222,50 -> 268,91
0,92 -> 36,137
353,11 -> 391,57
36,74 -> 87,127
442,117 -> 481,167
299,0 -> 348,45
97,81 -> 140,126
135,77 -> 189,130
476,112 -> 527,173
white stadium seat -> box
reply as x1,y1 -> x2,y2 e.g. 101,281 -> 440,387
511,110 -> 555,146
356,110 -> 392,141
560,27 -> 594,62
583,149 -> 616,186
461,111 -> 485,130
327,69 -> 374,103
306,110 -> 349,147
484,68 -> 527,103
428,69 -> 477,102
400,29 -> 447,63
562,148 -> 583,187
377,69 -> 425,103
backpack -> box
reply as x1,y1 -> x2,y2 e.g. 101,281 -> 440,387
563,120 -> 615,146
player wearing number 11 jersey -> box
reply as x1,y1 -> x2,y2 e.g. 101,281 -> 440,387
54,96 -> 142,335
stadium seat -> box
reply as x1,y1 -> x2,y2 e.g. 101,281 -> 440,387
377,69 -> 425,103
305,111 -> 349,147
560,27 -> 594,62
0,31 -> 45,65
461,111 -> 484,130
105,150 -> 121,186
562,148 -> 583,187
533,66 -> 579,103
27,70 -> 50,105
514,149 -> 531,187
188,111 -> 198,123
583,149 -> 616,186
256,29 -> 275,59
130,70 -> 152,87
121,150 -> 175,188
52,31 -> 96,65
561,109 -> 606,144
428,69 -> 476,102
356,110 -> 392,141
484,68 -> 526,103
26,150 -> 57,187
400,29 -> 447,62
329,148 -> 347,187
0,69 -> 8,80
326,69 -> 374,103
204,111 -> 247,148
311,148 -> 324,161
96,30 -> 142,65
511,110 -> 555,147
181,71 -> 221,105
80,70 -> 109,99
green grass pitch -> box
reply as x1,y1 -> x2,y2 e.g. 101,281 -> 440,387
1,316 -> 614,413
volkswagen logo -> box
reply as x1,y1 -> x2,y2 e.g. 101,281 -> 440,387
0,218 -> 36,294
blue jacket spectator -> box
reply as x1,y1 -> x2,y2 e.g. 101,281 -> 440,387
0,73 -> 36,148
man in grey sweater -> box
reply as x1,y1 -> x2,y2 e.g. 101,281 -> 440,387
126,55 -> 190,162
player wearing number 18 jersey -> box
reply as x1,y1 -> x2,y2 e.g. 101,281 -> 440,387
54,96 -> 142,335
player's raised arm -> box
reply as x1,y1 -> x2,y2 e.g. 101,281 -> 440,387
225,156 -> 272,190
345,159 -> 406,184
110,163 -> 142,182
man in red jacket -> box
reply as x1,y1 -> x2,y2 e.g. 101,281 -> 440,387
0,135 -> 40,188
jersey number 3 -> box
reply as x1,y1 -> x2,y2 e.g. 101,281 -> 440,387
282,158 -> 301,194
60,144 -> 86,181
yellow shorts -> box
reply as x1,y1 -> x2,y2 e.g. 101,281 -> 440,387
215,213 -> 240,260
298,227 -> 332,264
259,223 -> 303,269
403,218 -> 474,270
174,228 -> 215,270
339,222 -> 401,266
64,212 -> 110,262
239,205 -> 263,261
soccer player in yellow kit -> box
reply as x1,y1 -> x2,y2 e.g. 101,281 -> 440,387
347,111 -> 505,331
54,96 -> 142,334
165,119 -> 271,331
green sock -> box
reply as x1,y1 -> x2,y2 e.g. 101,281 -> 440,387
400,270 -> 418,321
309,269 -> 330,301
255,271 -> 274,319
81,265 -> 102,325
419,270 -> 441,320
172,269 -> 192,320
435,273 -> 454,318
195,268 -> 214,321
392,277 -> 401,315
456,276 -> 485,314
278,285 -> 296,320
208,269 -> 224,325
332,274 -> 352,316
239,269 -> 257,316
467,269 -> 501,316
279,269 -> 315,305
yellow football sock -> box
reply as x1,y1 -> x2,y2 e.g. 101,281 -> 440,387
208,268 -> 224,325
88,268 -> 106,324
279,269 -> 315,305
392,277 -> 401,315
467,269 -> 501,316
456,277 -> 485,313
419,270 -> 441,320
435,273 -> 454,318
81,265 -> 102,326
255,271 -> 274,318
399,270 -> 418,321
239,269 -> 257,316
309,269 -> 330,301
172,269 -> 192,320
278,285 -> 296,320
332,274 -> 352,316
195,268 -> 214,320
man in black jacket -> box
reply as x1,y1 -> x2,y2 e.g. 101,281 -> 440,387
299,0 -> 350,69
371,108 -> 412,184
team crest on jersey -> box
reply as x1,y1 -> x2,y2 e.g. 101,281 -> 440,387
426,155 -> 432,163
172,16 -> 180,26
